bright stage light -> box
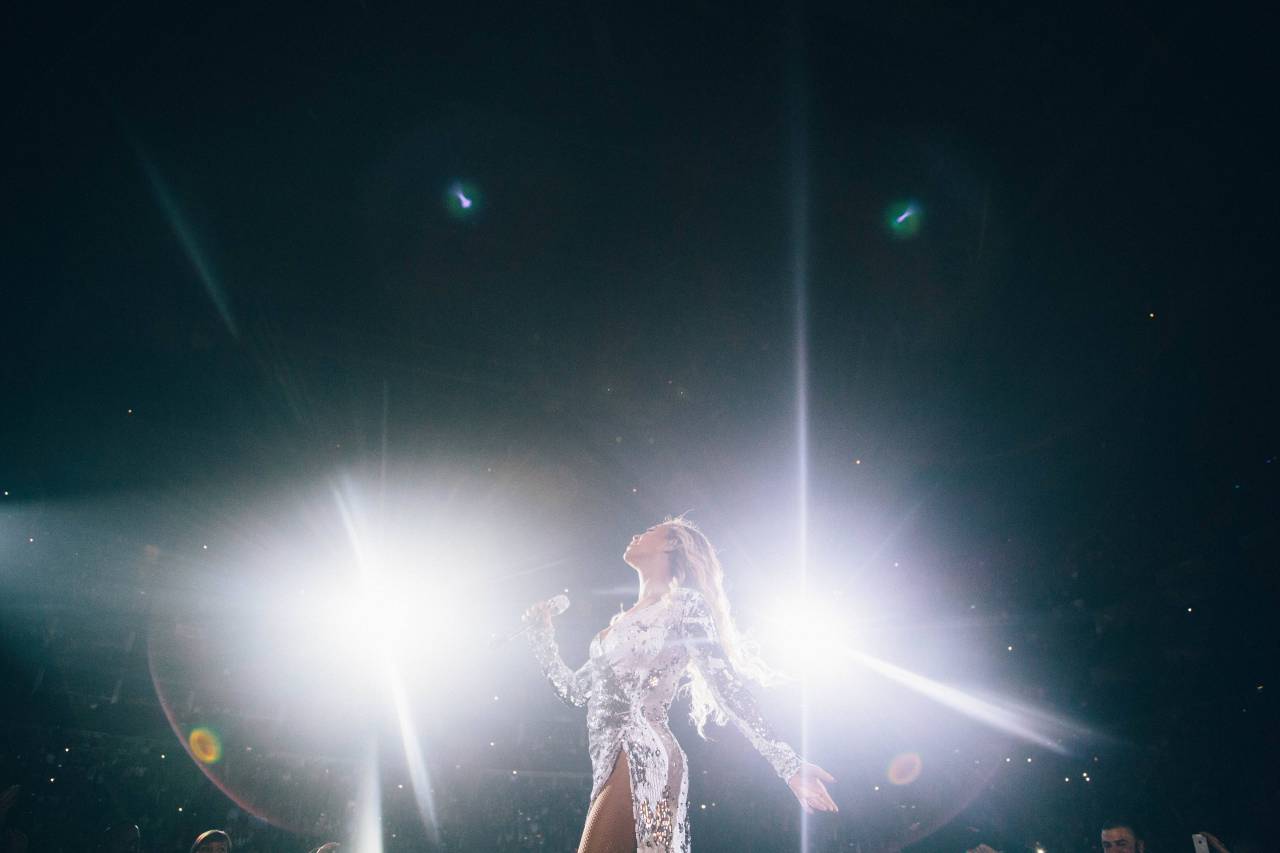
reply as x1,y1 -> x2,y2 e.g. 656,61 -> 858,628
746,585 -> 1098,754
755,593 -> 862,676
316,574 -> 465,670
143,470 -> 560,843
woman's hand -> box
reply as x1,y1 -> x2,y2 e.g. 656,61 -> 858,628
787,763 -> 838,815
522,600 -> 555,628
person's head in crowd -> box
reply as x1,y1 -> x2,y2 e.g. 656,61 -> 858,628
104,823 -> 141,853
1100,819 -> 1145,853
190,829 -> 231,853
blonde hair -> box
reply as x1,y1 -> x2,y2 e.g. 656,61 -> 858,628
662,516 -> 779,737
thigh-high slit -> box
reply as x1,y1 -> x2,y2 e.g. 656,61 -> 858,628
577,749 -> 637,853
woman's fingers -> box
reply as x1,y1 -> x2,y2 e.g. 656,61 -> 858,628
815,767 -> 837,783
811,791 -> 836,812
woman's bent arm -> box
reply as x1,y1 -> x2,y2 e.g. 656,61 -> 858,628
526,621 -> 592,708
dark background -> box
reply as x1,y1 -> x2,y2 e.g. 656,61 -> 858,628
1,2 -> 1276,851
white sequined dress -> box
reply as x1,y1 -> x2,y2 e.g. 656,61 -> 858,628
526,586 -> 802,852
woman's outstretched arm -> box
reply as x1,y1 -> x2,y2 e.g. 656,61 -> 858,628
679,589 -> 838,813
524,603 -> 592,708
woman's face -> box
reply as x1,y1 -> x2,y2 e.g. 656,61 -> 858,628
623,523 -> 670,568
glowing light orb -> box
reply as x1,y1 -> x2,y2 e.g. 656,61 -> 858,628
444,181 -> 480,219
189,727 -> 223,764
885,200 -> 922,239
887,751 -> 923,785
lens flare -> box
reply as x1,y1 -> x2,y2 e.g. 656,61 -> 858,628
887,751 -> 923,785
885,199 -> 922,238
188,727 -> 223,764
444,181 -> 480,218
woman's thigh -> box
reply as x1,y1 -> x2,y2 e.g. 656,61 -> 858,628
578,750 -> 637,853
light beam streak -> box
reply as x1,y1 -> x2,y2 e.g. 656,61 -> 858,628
136,153 -> 239,338
333,481 -> 441,843
844,647 -> 1093,753
354,742 -> 383,853
387,664 -> 442,843
787,9 -> 813,849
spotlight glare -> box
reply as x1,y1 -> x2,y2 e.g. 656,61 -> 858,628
758,594 -> 860,675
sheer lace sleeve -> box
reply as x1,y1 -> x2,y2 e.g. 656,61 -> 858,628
678,589 -> 802,781
526,621 -> 592,708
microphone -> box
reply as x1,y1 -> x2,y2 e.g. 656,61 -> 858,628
490,594 -> 571,648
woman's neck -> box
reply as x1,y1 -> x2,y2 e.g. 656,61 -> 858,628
636,572 -> 674,606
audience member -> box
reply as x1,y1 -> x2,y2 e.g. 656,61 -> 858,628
1100,818 -> 1145,852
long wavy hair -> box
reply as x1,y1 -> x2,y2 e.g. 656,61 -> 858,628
662,516 -> 779,737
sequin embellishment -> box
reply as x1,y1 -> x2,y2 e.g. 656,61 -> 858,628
527,588 -> 801,851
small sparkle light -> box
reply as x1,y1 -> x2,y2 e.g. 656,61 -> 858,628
700,804 -> 706,810
493,695 -> 500,701
49,777 -> 54,783
127,408 -> 133,414
1027,757 -> 1033,763
631,487 -> 638,493
873,785 -> 880,791
398,784 -> 404,789
445,181 -> 479,217
28,537 -> 34,543
1007,645 -> 1014,651
1149,312 -> 1155,318
1187,607 -> 1193,613
1064,777 -> 1070,782
511,770 -> 517,775
489,742 -> 495,747
855,458 -> 861,465
178,807 -> 183,812
202,544 -> 208,550
1005,757 -> 1011,762
1037,847 -> 1047,853
64,747 -> 69,753
885,199 -> 923,238
160,754 -> 165,759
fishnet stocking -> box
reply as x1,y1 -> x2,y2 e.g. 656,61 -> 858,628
577,749 -> 637,853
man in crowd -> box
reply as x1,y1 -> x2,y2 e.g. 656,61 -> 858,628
1100,819 -> 1145,852
1101,818 -> 1233,853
